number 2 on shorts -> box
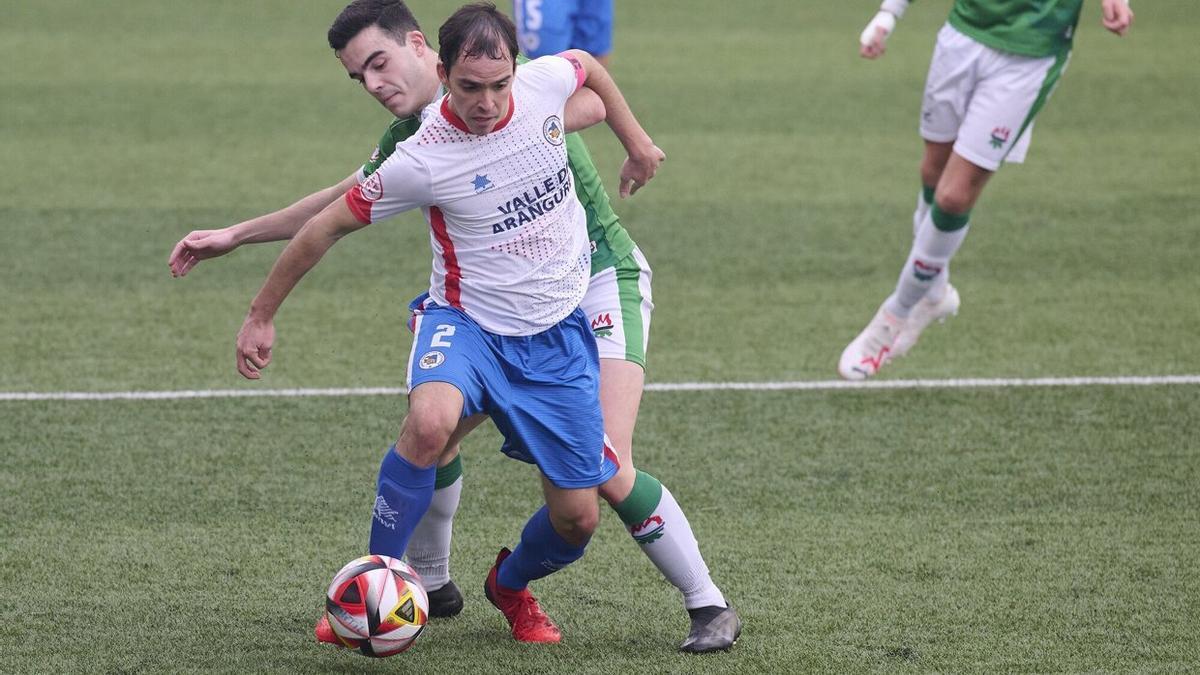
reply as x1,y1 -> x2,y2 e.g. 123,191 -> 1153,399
431,324 -> 456,348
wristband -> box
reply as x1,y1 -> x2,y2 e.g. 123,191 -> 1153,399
860,11 -> 897,46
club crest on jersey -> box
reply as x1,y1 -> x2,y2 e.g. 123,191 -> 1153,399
360,172 -> 383,202
989,126 -> 1011,149
543,115 -> 564,145
418,351 -> 445,370
471,174 -> 493,193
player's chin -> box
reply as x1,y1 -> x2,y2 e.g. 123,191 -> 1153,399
383,97 -> 417,118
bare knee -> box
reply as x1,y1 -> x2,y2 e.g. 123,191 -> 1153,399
549,502 -> 599,546
934,188 -> 974,216
397,413 -> 453,467
934,154 -> 993,215
397,382 -> 463,467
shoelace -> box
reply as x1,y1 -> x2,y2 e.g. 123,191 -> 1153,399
515,595 -> 555,629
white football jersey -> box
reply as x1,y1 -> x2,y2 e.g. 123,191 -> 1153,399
345,55 -> 590,336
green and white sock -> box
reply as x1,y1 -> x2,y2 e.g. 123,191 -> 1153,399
887,204 -> 969,317
404,455 -> 463,590
613,470 -> 726,610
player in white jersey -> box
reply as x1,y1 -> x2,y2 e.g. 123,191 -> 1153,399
840,0 -> 1134,379
233,2 -> 663,644
170,0 -> 739,653
346,61 -> 591,334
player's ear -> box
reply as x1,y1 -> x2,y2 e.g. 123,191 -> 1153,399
437,61 -> 448,86
408,31 -> 426,55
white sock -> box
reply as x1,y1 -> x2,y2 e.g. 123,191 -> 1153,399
627,484 -> 726,610
886,211 -> 968,318
403,476 -> 461,590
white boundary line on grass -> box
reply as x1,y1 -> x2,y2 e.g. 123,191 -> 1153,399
2,375 -> 1199,401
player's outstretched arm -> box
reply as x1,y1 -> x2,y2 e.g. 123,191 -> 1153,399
859,0 -> 910,59
1101,0 -> 1134,37
564,49 -> 665,198
168,172 -> 359,277
564,86 -> 606,133
235,197 -> 367,379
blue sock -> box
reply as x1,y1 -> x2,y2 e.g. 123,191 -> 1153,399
497,506 -> 589,590
368,446 -> 436,559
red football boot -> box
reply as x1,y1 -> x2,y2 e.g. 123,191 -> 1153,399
483,548 -> 562,643
313,614 -> 346,647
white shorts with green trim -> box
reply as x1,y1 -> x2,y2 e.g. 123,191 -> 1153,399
579,246 -> 653,368
920,23 -> 1071,171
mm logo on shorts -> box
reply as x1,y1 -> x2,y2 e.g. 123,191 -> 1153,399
419,351 -> 445,369
591,313 -> 614,338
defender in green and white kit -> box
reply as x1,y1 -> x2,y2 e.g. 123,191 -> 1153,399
841,0 -> 1134,380
168,0 -> 738,653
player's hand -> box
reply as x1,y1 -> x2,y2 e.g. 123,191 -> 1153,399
859,11 -> 897,59
618,144 -> 666,199
1101,0 -> 1133,37
236,315 -> 274,380
860,26 -> 890,59
168,228 -> 239,277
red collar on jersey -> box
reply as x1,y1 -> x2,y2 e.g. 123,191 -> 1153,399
440,93 -> 515,135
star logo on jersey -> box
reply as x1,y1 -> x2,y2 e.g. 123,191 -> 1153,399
471,174 -> 493,193
543,115 -> 564,145
989,126 -> 1012,149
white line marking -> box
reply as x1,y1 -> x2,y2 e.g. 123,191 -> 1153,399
2,376 -> 1198,401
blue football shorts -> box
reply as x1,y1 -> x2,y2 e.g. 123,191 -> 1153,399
406,294 -> 617,489
513,0 -> 614,58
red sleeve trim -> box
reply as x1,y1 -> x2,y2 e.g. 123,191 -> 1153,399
344,185 -> 373,224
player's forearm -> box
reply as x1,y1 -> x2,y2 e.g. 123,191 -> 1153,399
233,174 -> 359,245
571,50 -> 655,158
246,200 -> 362,321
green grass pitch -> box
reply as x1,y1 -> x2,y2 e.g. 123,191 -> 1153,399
2,1 -> 1198,672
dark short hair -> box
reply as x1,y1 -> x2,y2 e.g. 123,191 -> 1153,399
437,2 -> 519,74
328,0 -> 422,51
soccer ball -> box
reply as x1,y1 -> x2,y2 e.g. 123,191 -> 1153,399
324,555 -> 429,657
